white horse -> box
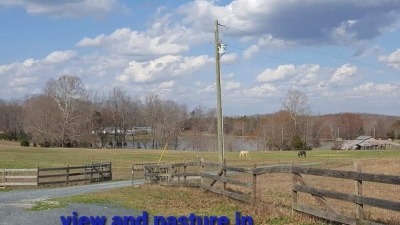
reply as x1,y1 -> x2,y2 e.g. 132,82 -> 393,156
239,151 -> 249,157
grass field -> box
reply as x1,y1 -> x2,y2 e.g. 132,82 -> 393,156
1,141 -> 399,179
1,141 -> 399,224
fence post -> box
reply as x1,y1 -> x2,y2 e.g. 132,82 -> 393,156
132,164 -> 135,186
178,166 -> 180,182
252,163 -> 257,205
1,169 -> 4,187
291,161 -> 297,216
66,165 -> 69,186
171,166 -> 174,182
4,168 -> 7,188
143,166 -> 147,184
354,161 -> 364,220
184,164 -> 187,183
90,162 -> 93,183
37,167 -> 39,187
223,158 -> 227,191
84,165 -> 87,184
200,158 -> 204,191
109,162 -> 112,180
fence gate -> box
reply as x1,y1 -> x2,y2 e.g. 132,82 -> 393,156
85,162 -> 112,183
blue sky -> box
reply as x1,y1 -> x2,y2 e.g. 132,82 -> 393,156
1,0 -> 400,116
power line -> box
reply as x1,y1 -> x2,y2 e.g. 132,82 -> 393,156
219,22 -> 400,88
227,44 -> 400,89
218,23 -> 400,76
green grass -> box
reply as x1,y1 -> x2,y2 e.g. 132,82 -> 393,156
0,187 -> 12,192
1,143 -> 399,180
29,199 -> 68,211
5,142 -> 396,225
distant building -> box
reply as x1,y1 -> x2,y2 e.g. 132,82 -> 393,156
127,126 -> 152,135
341,136 -> 400,150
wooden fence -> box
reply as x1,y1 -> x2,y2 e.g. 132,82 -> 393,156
140,160 -> 254,203
0,162 -> 112,187
291,162 -> 400,225
138,160 -> 400,225
0,169 -> 37,186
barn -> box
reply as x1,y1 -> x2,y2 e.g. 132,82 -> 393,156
340,136 -> 400,150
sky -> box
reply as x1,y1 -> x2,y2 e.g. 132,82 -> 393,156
1,0 -> 400,116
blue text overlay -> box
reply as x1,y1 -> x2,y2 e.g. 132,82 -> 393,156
60,211 -> 253,225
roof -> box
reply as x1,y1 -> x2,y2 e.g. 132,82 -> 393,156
355,136 -> 373,140
341,136 -> 400,150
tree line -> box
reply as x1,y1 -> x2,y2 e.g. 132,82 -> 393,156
0,75 -> 399,150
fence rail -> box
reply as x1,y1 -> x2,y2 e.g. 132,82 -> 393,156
291,161 -> 399,225
138,160 -> 400,225
0,169 -> 38,187
139,160 -> 254,203
0,162 -> 112,187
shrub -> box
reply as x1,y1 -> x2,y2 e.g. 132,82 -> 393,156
291,135 -> 304,150
20,140 -> 30,147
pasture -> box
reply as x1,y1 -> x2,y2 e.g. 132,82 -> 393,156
0,142 -> 399,180
1,142 -> 399,224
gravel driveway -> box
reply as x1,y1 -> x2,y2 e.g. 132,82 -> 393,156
0,180 -> 143,225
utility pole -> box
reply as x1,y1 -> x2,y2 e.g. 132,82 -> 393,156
215,20 -> 224,165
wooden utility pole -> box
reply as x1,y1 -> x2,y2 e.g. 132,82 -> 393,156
214,19 -> 224,165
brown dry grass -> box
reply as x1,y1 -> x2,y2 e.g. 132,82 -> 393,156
91,158 -> 400,225
252,158 -> 400,225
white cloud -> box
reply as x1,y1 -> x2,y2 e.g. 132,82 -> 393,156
331,63 -> 358,83
0,49 -> 132,98
0,63 -> 17,75
76,21 -> 212,58
353,82 -> 400,97
7,77 -> 39,87
242,83 -> 278,98
256,65 -> 296,83
243,36 -> 294,59
117,55 -> 212,83
178,0 -> 400,44
44,50 -> 77,64
199,83 -> 216,94
22,58 -> 38,68
379,49 -> 400,69
158,80 -> 175,89
0,0 -> 121,17
224,81 -> 241,91
331,20 -> 358,43
171,55 -> 213,76
117,55 -> 179,83
256,64 -> 320,83
223,73 -> 235,79
243,45 -> 259,60
354,45 -> 381,57
220,53 -> 238,64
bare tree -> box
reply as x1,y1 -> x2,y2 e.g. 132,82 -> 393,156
23,75 -> 90,147
281,89 -> 312,149
106,87 -> 133,148
23,94 -> 58,145
0,99 -> 24,140
336,113 -> 363,139
185,105 -> 217,151
144,94 -> 163,149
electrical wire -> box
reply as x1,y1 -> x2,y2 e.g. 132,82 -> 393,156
220,28 -> 400,89
218,23 -> 400,76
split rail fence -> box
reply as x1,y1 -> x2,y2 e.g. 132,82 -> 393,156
0,162 -> 112,187
134,160 -> 400,225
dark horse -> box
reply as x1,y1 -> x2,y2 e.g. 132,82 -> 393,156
298,150 -> 306,158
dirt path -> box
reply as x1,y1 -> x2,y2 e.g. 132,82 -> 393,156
0,180 -> 143,225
